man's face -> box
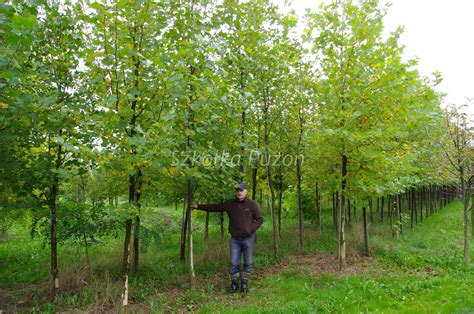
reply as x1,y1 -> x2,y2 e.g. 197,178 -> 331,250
235,188 -> 247,200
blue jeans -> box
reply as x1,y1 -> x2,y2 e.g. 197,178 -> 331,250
229,233 -> 256,275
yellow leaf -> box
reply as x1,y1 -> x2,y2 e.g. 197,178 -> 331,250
168,167 -> 176,176
0,103 -> 8,109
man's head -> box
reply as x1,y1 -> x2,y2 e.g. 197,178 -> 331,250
234,183 -> 247,200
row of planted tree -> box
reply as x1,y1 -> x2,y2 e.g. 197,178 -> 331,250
1,0 -> 472,307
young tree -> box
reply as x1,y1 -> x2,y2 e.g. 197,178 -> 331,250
305,0 -> 445,269
82,0 -> 177,304
441,103 -> 473,264
1,1 -> 86,299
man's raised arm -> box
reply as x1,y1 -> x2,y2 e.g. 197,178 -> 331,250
191,202 -> 227,212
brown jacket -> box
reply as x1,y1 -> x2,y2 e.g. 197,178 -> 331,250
197,197 -> 263,238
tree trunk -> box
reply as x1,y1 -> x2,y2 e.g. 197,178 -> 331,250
397,193 -> 402,236
252,166 -> 258,201
316,182 -> 322,234
380,196 -> 384,223
338,155 -> 347,271
429,185 -> 434,215
426,186 -> 430,218
132,215 -> 140,272
369,199 -> 374,223
252,119 -> 261,201
362,206 -> 369,256
180,200 -> 188,261
121,218 -> 132,306
296,106 -> 304,251
332,192 -> 338,233
296,156 -> 303,252
204,212 -> 209,241
460,167 -> 470,264
49,183 -> 59,301
471,193 -> 474,238
263,99 -> 277,259
186,179 -> 196,286
239,109 -> 246,179
49,141 -> 62,300
388,195 -> 394,237
122,168 -> 141,306
82,227 -> 91,275
413,188 -> 418,225
353,201 -> 357,222
419,188 -> 423,223
278,165 -> 283,237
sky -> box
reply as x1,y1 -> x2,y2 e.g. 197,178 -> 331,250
274,0 -> 474,116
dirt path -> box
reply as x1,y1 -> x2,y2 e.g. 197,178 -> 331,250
159,251 -> 373,313
0,251 -> 372,313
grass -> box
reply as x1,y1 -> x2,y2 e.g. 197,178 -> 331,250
0,201 -> 473,313
198,201 -> 474,313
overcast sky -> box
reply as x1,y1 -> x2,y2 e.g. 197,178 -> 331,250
274,0 -> 473,115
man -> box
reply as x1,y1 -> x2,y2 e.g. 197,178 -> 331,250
191,183 -> 263,293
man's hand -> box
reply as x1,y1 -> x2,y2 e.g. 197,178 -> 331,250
190,204 -> 198,209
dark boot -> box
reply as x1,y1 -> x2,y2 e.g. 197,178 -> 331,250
241,272 -> 250,293
227,273 -> 240,293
